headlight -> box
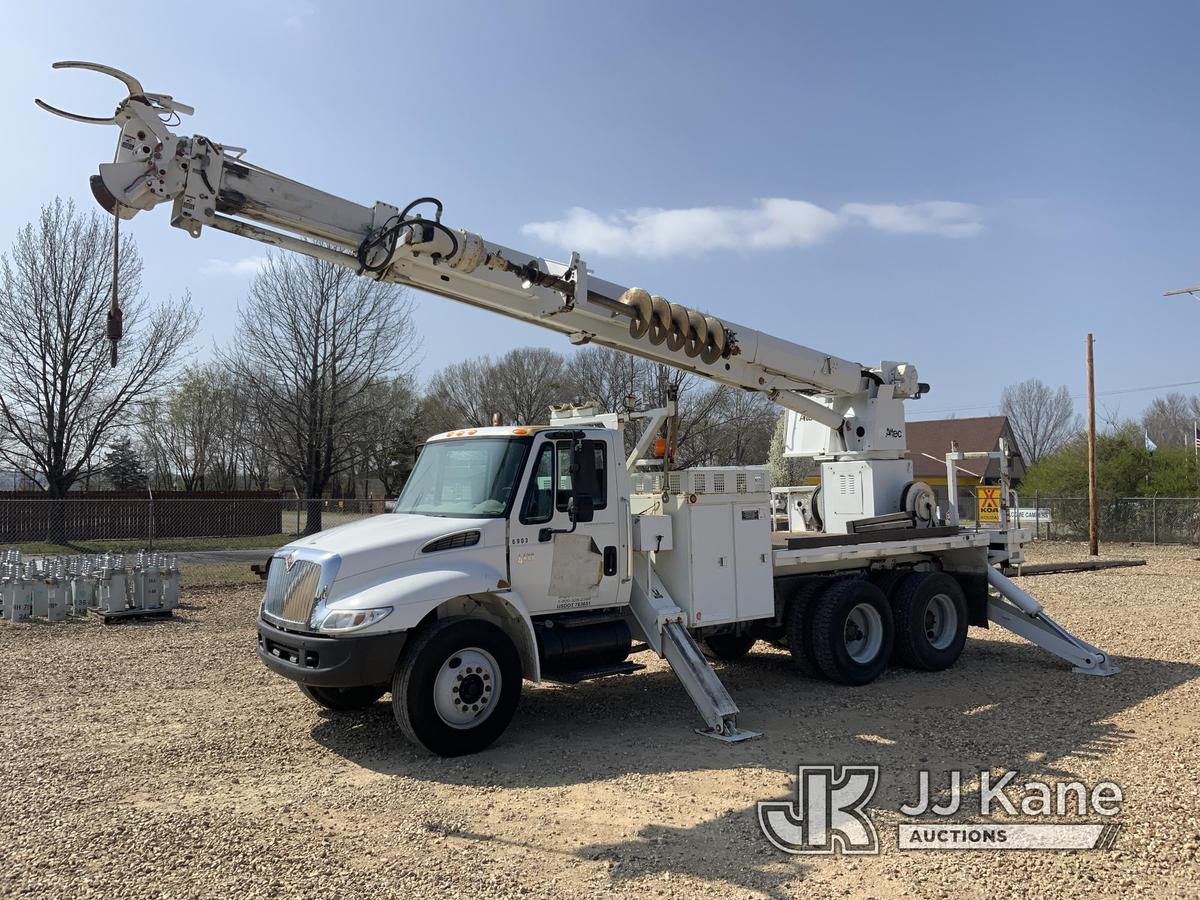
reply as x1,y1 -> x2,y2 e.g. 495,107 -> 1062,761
315,607 -> 393,634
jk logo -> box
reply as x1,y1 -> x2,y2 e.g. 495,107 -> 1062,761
758,765 -> 881,855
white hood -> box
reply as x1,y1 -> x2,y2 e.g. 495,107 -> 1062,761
285,514 -> 499,579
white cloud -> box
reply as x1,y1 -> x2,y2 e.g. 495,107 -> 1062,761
521,197 -> 983,258
201,256 -> 269,277
840,201 -> 983,237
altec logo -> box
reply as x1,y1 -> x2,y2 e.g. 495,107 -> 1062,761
758,766 -> 881,855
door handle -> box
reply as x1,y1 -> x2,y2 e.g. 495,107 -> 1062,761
603,545 -> 617,577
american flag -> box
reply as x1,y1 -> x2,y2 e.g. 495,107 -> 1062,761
1194,424 -> 1200,449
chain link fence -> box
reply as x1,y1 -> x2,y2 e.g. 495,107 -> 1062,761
0,493 -> 386,554
945,488 -> 1200,543
1012,496 -> 1200,544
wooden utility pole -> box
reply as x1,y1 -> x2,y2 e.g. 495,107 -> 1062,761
1086,333 -> 1098,556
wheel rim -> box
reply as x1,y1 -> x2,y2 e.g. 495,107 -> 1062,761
924,593 -> 958,650
843,602 -> 884,663
433,646 -> 501,729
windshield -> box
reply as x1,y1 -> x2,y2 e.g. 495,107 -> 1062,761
394,438 -> 531,518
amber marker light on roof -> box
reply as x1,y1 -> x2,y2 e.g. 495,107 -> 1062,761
512,428 -> 529,435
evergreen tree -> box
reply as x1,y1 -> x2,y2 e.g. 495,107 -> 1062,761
766,413 -> 813,487
103,437 -> 148,491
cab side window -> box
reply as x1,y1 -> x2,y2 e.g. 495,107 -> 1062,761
519,443 -> 555,524
556,440 -> 607,512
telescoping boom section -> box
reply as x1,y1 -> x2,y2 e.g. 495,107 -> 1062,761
37,61 -> 924,449
38,62 -> 1118,756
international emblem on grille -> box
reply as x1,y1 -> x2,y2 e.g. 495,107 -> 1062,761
263,554 -> 322,626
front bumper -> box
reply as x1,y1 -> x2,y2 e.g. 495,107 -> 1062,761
257,617 -> 408,689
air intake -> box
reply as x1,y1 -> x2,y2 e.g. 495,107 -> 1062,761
421,530 -> 481,553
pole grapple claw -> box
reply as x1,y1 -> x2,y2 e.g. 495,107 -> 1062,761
34,61 -> 146,125
35,59 -> 193,130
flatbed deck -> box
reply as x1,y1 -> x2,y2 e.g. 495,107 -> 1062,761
771,528 -> 992,571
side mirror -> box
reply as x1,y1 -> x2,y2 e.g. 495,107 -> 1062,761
567,439 -> 598,524
569,494 -> 594,524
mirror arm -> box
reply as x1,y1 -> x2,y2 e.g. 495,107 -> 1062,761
539,498 -> 580,542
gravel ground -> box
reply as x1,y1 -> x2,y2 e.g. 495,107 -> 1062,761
2,542 -> 1198,899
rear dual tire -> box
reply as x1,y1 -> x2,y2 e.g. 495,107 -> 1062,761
890,572 -> 968,671
785,572 -> 966,685
809,580 -> 894,686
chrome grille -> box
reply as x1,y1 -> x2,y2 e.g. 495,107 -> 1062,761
262,558 -> 322,627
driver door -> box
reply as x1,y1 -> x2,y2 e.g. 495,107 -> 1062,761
508,433 -> 621,616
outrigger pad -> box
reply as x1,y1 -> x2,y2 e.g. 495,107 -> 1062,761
696,726 -> 760,743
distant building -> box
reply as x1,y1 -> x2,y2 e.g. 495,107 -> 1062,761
906,416 -> 1026,514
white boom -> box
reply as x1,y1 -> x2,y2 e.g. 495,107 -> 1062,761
37,61 -> 927,457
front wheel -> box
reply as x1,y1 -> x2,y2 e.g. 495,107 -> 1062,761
392,617 -> 522,757
300,683 -> 387,711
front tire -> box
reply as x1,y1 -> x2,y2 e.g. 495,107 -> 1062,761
890,572 -> 968,671
300,684 -> 387,711
811,579 -> 893,686
392,617 -> 522,757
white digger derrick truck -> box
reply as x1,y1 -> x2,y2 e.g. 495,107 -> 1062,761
39,62 -> 1119,756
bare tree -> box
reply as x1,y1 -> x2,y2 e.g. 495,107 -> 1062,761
567,346 -> 761,467
492,347 -> 572,425
703,388 -> 778,466
425,348 -> 572,430
999,378 -> 1079,464
566,345 -> 642,413
0,199 -> 197,541
139,365 -> 226,490
200,368 -> 275,490
223,252 -> 418,533
1142,392 -> 1198,448
353,376 -> 426,497
424,358 -> 505,433
423,342 -> 776,469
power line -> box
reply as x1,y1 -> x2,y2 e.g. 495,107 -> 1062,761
912,379 -> 1200,418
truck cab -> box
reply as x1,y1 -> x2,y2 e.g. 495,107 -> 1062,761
257,423 -> 632,756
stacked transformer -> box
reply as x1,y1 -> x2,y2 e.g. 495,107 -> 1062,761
0,551 -> 182,623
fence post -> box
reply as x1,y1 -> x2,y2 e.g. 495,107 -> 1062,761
147,486 -> 155,551
1152,494 -> 1157,545
1035,492 -> 1040,541
293,487 -> 300,535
